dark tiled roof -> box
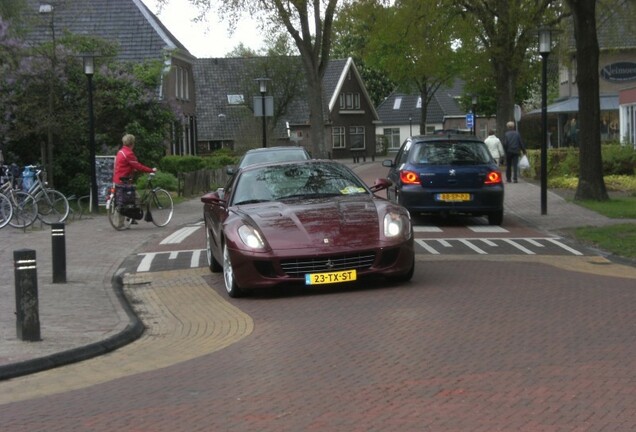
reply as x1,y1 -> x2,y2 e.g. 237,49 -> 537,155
376,80 -> 465,126
597,0 -> 636,49
194,56 -> 376,141
25,0 -> 192,62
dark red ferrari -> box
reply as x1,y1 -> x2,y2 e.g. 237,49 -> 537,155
201,160 -> 415,297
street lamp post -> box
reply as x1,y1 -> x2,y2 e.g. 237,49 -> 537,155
39,3 -> 56,186
83,55 -> 98,214
539,27 -> 552,215
255,78 -> 271,148
471,95 -> 478,136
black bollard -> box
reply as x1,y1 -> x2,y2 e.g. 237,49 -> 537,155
14,249 -> 41,341
51,222 -> 66,283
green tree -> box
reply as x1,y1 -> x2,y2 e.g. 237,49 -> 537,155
331,1 -> 394,107
1,28 -> 177,196
337,0 -> 464,134
453,0 -> 564,141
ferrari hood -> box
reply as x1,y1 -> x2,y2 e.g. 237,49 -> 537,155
234,196 -> 381,250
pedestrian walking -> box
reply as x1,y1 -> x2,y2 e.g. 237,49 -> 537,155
484,130 -> 505,166
503,121 -> 526,183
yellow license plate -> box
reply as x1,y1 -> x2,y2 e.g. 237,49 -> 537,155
305,269 -> 357,285
437,193 -> 471,202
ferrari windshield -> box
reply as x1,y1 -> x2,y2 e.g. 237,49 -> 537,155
232,162 -> 369,205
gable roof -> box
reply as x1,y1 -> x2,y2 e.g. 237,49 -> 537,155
324,57 -> 380,120
194,56 -> 379,142
376,80 -> 465,126
25,0 -> 193,62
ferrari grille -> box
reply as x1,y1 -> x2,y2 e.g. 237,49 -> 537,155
280,252 -> 376,278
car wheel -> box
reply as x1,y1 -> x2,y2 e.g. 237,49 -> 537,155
388,257 -> 414,283
488,209 -> 504,226
206,228 -> 222,273
222,243 -> 244,298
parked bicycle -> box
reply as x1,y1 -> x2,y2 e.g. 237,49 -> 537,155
24,165 -> 70,225
106,172 -> 173,231
0,191 -> 13,229
0,165 -> 39,229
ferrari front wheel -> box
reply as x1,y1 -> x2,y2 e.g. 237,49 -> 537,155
222,243 -> 244,298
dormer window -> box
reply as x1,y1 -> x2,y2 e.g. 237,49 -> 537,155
227,94 -> 245,105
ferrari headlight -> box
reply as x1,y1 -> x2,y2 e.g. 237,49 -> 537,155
238,224 -> 265,249
383,212 -> 404,238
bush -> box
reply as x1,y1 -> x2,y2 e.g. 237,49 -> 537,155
602,144 -> 635,175
159,156 -> 206,176
136,171 -> 179,192
203,149 -> 239,169
529,145 -> 636,179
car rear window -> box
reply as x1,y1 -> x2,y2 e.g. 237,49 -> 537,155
409,141 -> 492,165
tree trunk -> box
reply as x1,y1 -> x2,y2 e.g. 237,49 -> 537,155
494,60 -> 517,141
568,0 -> 608,201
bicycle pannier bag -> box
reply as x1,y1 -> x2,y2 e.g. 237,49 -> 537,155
115,184 -> 136,207
120,206 -> 144,220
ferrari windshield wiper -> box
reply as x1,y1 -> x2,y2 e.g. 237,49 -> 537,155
234,199 -> 271,205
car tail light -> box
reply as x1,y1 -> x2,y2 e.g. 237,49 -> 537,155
484,171 -> 502,185
400,170 -> 420,185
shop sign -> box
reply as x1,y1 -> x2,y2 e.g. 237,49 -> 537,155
601,62 -> 636,82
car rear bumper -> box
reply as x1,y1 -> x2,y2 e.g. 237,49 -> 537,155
397,186 -> 504,214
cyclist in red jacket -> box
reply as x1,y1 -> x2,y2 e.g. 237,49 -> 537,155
112,133 -> 156,185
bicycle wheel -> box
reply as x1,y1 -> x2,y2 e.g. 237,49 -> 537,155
107,202 -> 132,231
9,191 -> 38,229
148,188 -> 173,227
36,189 -> 70,225
0,192 -> 13,229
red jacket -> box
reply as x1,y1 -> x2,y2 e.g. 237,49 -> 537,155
112,145 -> 154,184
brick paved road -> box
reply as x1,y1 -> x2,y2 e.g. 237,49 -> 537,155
1,255 -> 636,431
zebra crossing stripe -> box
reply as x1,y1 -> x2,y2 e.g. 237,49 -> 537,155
415,240 -> 440,254
502,239 -> 535,254
160,226 -> 200,244
190,249 -> 201,268
137,252 -> 157,272
459,239 -> 487,254
546,238 -> 583,256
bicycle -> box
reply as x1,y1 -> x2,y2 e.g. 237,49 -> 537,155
0,191 -> 13,229
25,165 -> 70,225
106,172 -> 174,231
0,165 -> 39,229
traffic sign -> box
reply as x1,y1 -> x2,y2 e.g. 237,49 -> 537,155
466,113 -> 474,129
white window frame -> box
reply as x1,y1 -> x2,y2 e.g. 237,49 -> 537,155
332,126 -> 346,149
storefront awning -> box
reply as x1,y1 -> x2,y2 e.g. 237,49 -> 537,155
526,95 -> 619,115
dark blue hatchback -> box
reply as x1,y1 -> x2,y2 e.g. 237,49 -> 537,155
382,134 -> 505,225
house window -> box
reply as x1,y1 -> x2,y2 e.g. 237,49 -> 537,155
339,93 -> 361,109
393,97 -> 402,110
350,126 -> 365,150
174,66 -> 190,101
332,126 -> 346,149
383,128 -> 401,151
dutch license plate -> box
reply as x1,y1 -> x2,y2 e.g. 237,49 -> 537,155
305,269 -> 357,285
436,193 -> 471,202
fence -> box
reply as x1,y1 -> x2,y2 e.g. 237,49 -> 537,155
178,168 -> 229,198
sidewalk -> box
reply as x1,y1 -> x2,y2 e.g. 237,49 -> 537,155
0,164 -> 626,380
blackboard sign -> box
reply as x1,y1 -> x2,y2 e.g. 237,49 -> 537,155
96,156 -> 115,206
